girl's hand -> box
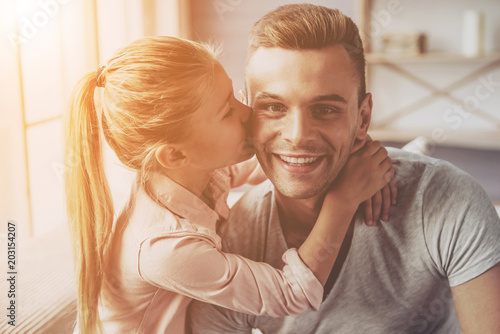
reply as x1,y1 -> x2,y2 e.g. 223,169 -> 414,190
361,178 -> 397,226
327,140 -> 394,207
352,135 -> 398,226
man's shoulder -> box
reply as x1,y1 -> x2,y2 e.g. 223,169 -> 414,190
385,147 -> 492,227
387,147 -> 498,235
387,147 -> 469,185
388,146 -> 442,167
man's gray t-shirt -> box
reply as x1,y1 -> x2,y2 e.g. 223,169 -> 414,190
189,148 -> 500,334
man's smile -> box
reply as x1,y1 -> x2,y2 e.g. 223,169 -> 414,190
272,153 -> 327,173
278,155 -> 320,165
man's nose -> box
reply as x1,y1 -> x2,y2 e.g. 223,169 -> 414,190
281,109 -> 314,145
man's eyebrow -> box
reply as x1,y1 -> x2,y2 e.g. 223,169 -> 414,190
253,92 -> 348,104
311,94 -> 348,104
253,92 -> 283,101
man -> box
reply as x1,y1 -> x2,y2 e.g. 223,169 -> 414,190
189,4 -> 500,333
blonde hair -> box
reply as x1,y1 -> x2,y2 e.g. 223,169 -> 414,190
65,36 -> 218,333
246,4 -> 366,105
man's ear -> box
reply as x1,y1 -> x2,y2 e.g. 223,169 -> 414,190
238,89 -> 248,105
352,93 -> 373,152
155,144 -> 188,169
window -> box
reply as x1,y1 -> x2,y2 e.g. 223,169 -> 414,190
1,0 -> 186,237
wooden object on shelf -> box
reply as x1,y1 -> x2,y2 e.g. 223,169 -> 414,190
380,32 -> 426,55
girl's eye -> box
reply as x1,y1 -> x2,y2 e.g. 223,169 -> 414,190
224,108 -> 236,119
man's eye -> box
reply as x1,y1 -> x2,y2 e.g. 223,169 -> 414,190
312,105 -> 338,116
266,104 -> 285,112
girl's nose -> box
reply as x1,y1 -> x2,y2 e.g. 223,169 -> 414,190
238,101 -> 252,123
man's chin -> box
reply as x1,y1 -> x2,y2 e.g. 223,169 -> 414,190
273,179 -> 328,200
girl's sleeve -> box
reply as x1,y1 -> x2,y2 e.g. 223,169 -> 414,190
138,231 -> 323,316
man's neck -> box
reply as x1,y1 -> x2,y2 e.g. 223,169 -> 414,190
275,190 -> 326,249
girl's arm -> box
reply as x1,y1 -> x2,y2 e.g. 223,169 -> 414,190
140,234 -> 323,316
139,142 -> 393,316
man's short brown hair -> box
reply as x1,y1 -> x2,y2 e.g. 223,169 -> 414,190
246,4 -> 366,105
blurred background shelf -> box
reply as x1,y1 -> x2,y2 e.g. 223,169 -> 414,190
370,129 -> 500,150
366,52 -> 500,64
358,0 -> 500,149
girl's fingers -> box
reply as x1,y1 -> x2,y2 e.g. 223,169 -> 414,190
371,145 -> 388,163
379,156 -> 393,172
372,191 -> 382,224
363,199 -> 374,226
381,184 -> 391,221
384,166 -> 395,184
362,140 -> 383,156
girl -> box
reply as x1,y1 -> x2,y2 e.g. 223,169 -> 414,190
65,36 -> 394,334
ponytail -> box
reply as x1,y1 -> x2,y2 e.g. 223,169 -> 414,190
65,36 -> 220,333
65,70 -> 114,333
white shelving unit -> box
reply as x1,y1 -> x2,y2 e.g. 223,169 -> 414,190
357,0 -> 500,149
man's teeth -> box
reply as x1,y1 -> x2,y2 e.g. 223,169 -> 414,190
279,155 -> 319,165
